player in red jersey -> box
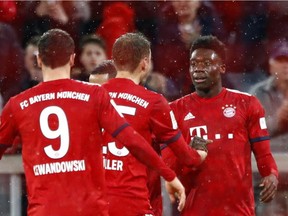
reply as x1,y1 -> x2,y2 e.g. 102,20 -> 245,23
100,33 -> 209,216
163,35 -> 279,216
0,29 -> 186,216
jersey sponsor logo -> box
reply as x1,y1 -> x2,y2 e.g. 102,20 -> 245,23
189,125 -> 234,140
33,160 -> 86,176
190,125 -> 207,138
259,117 -> 267,129
222,104 -> 236,118
184,112 -> 195,121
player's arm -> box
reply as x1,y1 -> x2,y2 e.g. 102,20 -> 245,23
248,96 -> 279,203
0,100 -> 18,159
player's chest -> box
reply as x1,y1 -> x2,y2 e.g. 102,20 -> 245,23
179,100 -> 247,140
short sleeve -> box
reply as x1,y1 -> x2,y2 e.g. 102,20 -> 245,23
0,100 -> 18,158
96,87 -> 129,137
150,96 -> 180,144
247,96 -> 270,143
169,99 -> 184,130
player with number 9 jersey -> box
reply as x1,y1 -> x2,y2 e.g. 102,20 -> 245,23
0,79 -> 126,215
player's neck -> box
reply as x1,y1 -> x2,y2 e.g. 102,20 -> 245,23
116,71 -> 141,84
196,83 -> 223,98
42,64 -> 71,82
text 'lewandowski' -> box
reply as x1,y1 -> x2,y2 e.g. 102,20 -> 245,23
33,160 -> 86,176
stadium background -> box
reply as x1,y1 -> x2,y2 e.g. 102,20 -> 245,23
0,1 -> 287,215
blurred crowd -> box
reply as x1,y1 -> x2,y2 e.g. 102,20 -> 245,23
0,1 -> 288,103
0,1 -> 288,215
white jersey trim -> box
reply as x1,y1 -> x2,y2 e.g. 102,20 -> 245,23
226,88 -> 251,96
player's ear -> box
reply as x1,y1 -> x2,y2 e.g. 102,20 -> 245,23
141,56 -> 150,72
70,53 -> 76,67
219,64 -> 226,74
36,55 -> 42,68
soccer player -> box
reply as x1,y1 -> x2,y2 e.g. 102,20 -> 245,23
163,35 -> 279,216
100,33 -> 209,216
0,29 -> 186,216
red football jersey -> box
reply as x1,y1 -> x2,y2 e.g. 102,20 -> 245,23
0,79 -> 131,216
102,78 -> 182,215
167,88 -> 277,216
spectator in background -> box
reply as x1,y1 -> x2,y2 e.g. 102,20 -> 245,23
266,2 -> 288,42
72,34 -> 107,82
89,60 -> 116,85
23,36 -> 42,89
249,40 -> 288,147
154,0 -> 225,99
141,61 -> 179,101
0,22 -> 28,105
213,2 -> 268,73
20,1 -> 90,47
96,2 -> 135,58
249,40 -> 288,215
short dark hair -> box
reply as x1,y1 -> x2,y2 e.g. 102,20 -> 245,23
112,32 -> 151,72
26,36 -> 41,48
91,60 -> 117,78
38,29 -> 75,69
79,34 -> 106,52
190,35 -> 226,62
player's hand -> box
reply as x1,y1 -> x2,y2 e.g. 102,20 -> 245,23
259,174 -> 278,203
190,136 -> 212,153
196,150 -> 208,162
165,177 -> 186,212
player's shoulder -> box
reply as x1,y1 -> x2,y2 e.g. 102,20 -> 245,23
170,93 -> 192,107
73,79 -> 101,89
9,82 -> 40,103
225,88 -> 261,107
225,88 -> 253,99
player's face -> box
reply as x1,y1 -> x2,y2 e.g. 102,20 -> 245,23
190,48 -> 224,91
25,45 -> 38,72
80,44 -> 107,73
269,57 -> 288,82
172,0 -> 200,22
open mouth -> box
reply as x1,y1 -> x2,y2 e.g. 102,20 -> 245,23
193,76 -> 207,83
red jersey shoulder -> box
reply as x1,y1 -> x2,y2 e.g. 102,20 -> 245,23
9,79 -> 106,111
225,88 -> 261,107
103,79 -> 164,109
170,93 -> 192,112
225,88 -> 252,100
